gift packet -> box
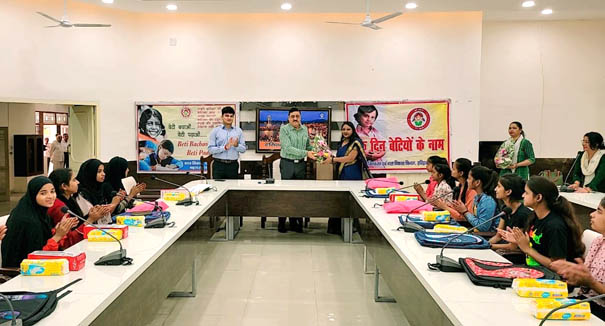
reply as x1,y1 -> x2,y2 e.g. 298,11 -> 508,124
374,187 -> 397,195
83,224 -> 129,239
20,259 -> 69,276
389,193 -> 421,202
87,228 -> 123,241
28,250 -> 86,271
432,224 -> 467,234
116,214 -> 145,227
532,298 -> 591,320
512,278 -> 568,299
422,210 -> 451,222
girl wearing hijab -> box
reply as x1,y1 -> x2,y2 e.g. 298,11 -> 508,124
75,159 -> 124,224
1,176 -> 78,268
48,168 -> 109,237
102,156 -> 146,214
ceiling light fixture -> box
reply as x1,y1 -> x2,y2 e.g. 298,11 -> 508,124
521,1 -> 535,8
405,2 -> 418,10
541,8 -> 553,15
281,2 -> 292,11
166,4 -> 178,11
102,0 -> 114,4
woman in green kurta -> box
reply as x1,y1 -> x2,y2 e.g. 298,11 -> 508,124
569,132 -> 605,193
494,121 -> 535,180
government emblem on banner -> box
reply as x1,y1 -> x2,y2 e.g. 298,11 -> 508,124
407,108 -> 430,130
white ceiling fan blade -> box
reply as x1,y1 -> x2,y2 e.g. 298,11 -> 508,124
371,12 -> 402,24
44,25 -> 61,28
36,12 -> 62,23
366,24 -> 382,30
325,21 -> 359,25
73,23 -> 112,27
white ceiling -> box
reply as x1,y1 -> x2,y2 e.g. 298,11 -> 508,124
76,0 -> 605,20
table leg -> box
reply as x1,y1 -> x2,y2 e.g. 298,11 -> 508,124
374,267 -> 396,303
168,260 -> 197,298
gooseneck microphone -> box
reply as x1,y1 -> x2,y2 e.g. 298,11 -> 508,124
151,175 -> 198,206
538,294 -> 605,325
397,189 -> 455,233
428,207 -> 512,273
0,294 -> 21,326
560,151 -> 583,192
185,171 -> 208,184
60,206 -> 133,266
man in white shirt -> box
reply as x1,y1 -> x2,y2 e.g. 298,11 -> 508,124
61,133 -> 70,168
49,134 -> 64,172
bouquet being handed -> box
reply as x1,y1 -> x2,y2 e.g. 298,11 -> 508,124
311,134 -> 331,163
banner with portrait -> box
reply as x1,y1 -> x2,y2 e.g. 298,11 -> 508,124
345,101 -> 450,172
136,102 -> 239,173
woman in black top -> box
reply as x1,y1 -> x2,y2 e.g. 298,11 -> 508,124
500,176 -> 585,267
101,156 -> 146,215
76,159 -> 123,224
490,173 -> 532,249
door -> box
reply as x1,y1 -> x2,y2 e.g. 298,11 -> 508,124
0,127 -> 9,201
69,105 -> 97,173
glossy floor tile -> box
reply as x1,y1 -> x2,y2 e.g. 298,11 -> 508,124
148,218 -> 408,326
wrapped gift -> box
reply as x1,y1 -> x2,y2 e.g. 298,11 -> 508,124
116,214 -> 145,227
21,259 -> 69,276
389,193 -> 421,202
532,298 -> 591,320
83,224 -> 129,239
422,210 -> 451,222
87,229 -> 123,241
512,278 -> 568,299
433,224 -> 467,234
28,251 -> 86,271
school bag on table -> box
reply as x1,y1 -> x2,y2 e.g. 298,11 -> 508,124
458,257 -> 559,289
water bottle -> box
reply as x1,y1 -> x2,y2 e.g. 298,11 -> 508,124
203,162 -> 208,175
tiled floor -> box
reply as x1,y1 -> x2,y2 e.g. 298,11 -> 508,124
148,218 -> 409,326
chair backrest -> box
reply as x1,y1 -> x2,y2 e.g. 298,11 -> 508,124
0,215 -> 8,266
200,155 -> 214,179
261,153 -> 280,179
582,229 -> 601,258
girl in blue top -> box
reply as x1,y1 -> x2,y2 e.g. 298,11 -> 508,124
452,166 -> 499,232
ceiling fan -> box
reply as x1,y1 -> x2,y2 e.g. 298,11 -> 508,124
325,0 -> 402,30
37,0 -> 111,28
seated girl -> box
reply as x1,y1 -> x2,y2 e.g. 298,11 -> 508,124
432,158 -> 476,221
551,197 -> 605,321
427,163 -> 455,203
490,173 -> 532,249
0,176 -> 79,268
499,176 -> 585,267
76,159 -> 125,224
48,168 -> 109,234
102,156 -> 146,215
139,140 -> 183,171
414,155 -> 448,200
451,166 -> 499,232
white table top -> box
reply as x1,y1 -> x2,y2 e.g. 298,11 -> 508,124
561,191 -> 604,210
0,180 -> 602,325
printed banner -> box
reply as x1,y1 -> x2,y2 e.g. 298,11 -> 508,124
345,101 -> 450,172
136,103 -> 238,173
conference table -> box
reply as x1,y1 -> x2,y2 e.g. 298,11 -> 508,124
0,180 -> 602,326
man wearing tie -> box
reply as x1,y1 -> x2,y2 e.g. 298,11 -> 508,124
278,108 -> 317,233
208,106 -> 246,179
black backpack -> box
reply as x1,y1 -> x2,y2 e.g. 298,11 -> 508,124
0,278 -> 81,325
459,257 -> 559,289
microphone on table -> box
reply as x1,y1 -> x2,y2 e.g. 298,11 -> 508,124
538,293 -> 605,325
397,189 -> 455,233
428,207 -> 512,273
559,151 -> 582,193
185,171 -> 208,184
151,175 -> 198,206
0,294 -> 22,326
60,206 -> 133,266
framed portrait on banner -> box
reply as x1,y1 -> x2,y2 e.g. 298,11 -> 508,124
345,101 -> 450,172
136,102 -> 239,173
256,108 -> 331,153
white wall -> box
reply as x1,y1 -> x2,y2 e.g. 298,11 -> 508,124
480,20 -> 605,158
0,0 -> 483,179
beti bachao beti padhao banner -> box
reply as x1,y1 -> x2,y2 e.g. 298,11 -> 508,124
345,101 -> 450,172
136,103 -> 239,173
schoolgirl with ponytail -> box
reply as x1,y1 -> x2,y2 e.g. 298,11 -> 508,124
490,173 -> 532,249
451,166 -> 499,232
433,158 -> 477,221
500,176 -> 585,267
